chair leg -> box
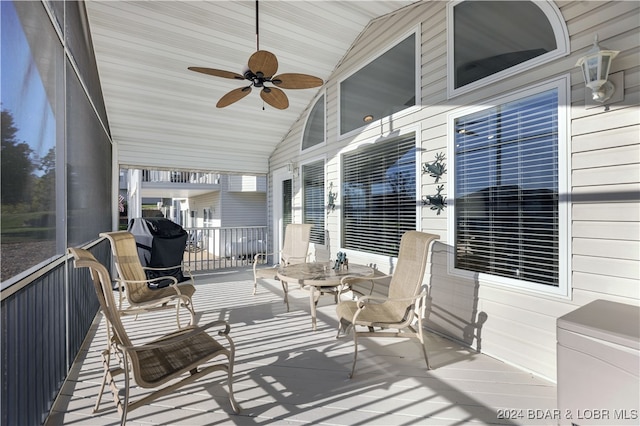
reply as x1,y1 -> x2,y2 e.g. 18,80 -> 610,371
121,353 -> 130,426
281,281 -> 290,312
418,326 -> 431,370
336,318 -> 351,338
349,330 -> 359,379
175,296 -> 196,328
227,364 -> 240,414
184,298 -> 196,326
93,350 -> 110,413
175,303 -> 182,329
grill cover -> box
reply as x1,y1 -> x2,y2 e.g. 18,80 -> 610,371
128,218 -> 188,287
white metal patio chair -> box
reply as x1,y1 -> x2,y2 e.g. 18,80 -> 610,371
336,231 -> 439,378
68,247 -> 239,425
253,223 -> 312,311
100,231 -> 196,327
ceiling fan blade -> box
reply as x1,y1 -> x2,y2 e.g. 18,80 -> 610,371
260,87 -> 289,110
272,73 -> 324,89
217,86 -> 252,108
188,67 -> 244,80
248,50 -> 278,78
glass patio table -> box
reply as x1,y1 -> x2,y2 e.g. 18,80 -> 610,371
277,261 -> 374,331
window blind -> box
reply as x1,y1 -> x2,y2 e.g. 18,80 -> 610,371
282,178 -> 292,236
454,88 -> 559,286
302,161 -> 325,244
342,136 -> 416,256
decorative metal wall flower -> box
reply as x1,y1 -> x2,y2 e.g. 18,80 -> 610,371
422,184 -> 447,215
326,181 -> 337,213
422,152 -> 447,183
422,152 -> 447,214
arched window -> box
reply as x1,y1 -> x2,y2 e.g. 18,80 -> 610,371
301,94 -> 325,151
447,0 -> 569,97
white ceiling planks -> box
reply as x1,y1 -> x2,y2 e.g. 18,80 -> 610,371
85,0 -> 418,174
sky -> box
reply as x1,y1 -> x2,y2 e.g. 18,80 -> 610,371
1,0 -> 56,169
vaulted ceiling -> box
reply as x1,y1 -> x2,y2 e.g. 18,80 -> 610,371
85,1 -> 419,175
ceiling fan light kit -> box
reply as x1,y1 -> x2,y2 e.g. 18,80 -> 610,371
188,1 -> 323,109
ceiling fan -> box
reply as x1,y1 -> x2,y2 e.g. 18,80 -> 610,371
188,0 -> 323,110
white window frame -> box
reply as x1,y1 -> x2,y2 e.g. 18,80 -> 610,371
337,26 -> 421,140
337,124 -> 421,265
447,0 -> 569,99
300,92 -> 326,153
447,75 -> 571,298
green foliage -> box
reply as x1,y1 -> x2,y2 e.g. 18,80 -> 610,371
1,211 -> 55,242
1,109 -> 35,205
1,109 -> 56,242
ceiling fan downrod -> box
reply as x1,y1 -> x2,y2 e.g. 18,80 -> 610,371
255,0 -> 260,51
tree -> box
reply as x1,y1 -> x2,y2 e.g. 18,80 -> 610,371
32,147 -> 56,212
1,109 -> 35,205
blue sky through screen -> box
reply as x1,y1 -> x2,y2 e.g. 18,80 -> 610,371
1,1 -> 56,171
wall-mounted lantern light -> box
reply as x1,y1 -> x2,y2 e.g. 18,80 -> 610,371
575,35 -> 619,103
287,161 -> 299,177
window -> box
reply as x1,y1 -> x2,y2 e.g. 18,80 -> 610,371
1,1 -> 59,283
340,33 -> 416,135
448,0 -> 569,96
342,135 -> 416,256
302,95 -> 325,150
302,161 -> 325,245
1,0 -> 112,285
282,178 -> 293,234
451,81 -> 567,291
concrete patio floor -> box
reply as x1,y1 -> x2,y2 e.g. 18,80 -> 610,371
46,267 -> 557,425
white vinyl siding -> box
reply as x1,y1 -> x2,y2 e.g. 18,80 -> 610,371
219,192 -> 267,228
268,0 -> 638,381
227,175 -> 267,192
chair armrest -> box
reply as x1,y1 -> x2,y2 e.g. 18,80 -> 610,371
253,252 -> 279,276
116,275 -> 179,290
283,255 -> 309,264
143,264 -> 193,285
339,273 -> 390,297
355,290 -> 426,309
254,252 -> 279,265
349,291 -> 427,327
340,273 -> 390,286
142,265 -> 183,272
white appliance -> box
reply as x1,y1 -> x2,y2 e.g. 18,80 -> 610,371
557,299 -> 639,425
